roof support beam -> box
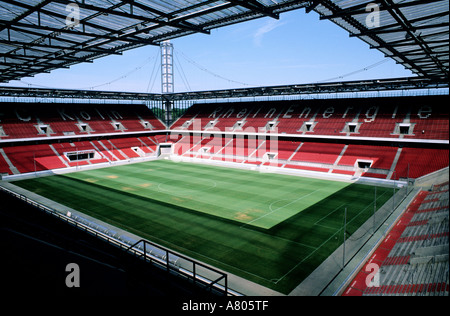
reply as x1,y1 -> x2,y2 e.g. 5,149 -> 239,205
120,0 -> 210,35
379,0 -> 448,78
315,0 -> 448,80
226,0 -> 279,19
0,0 -> 53,33
0,77 -> 446,99
319,0 -> 437,20
0,39 -> 123,56
0,0 -> 446,82
0,19 -> 156,46
306,0 -> 324,13
351,21 -> 448,38
0,0 -> 155,47
369,28 -> 449,47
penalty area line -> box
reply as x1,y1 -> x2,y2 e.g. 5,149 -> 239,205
241,188 -> 322,228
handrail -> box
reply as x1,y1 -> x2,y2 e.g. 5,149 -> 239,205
126,239 -> 231,296
0,184 -> 240,296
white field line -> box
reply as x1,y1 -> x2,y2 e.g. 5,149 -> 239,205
242,188 -> 322,227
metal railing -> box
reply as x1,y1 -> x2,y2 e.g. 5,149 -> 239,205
126,239 -> 232,296
0,184 -> 240,296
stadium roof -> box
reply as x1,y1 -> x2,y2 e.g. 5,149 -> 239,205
0,0 -> 448,84
0,76 -> 447,100
315,0 -> 449,80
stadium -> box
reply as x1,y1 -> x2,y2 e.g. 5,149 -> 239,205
0,0 -> 448,298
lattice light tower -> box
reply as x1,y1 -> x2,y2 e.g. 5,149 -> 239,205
161,40 -> 174,125
161,40 -> 174,94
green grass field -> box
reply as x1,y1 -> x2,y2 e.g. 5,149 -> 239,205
13,160 -> 393,294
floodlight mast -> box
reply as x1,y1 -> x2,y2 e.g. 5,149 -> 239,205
161,40 -> 174,126
161,40 -> 174,94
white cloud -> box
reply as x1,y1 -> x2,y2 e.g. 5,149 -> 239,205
253,19 -> 286,47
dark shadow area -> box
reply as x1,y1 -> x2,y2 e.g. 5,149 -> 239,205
0,189 -> 224,297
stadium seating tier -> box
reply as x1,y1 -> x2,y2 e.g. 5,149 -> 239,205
171,96 -> 449,140
0,97 -> 448,181
342,182 -> 449,296
0,103 -> 166,140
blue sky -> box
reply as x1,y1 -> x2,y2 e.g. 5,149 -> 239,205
2,9 -> 414,93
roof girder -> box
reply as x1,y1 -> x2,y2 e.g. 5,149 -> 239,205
312,0 -> 449,80
0,0 -> 447,83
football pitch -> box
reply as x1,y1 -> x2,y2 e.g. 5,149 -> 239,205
13,159 -> 393,294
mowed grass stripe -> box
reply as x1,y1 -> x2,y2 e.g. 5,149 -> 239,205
67,165 -> 276,226
12,160 -> 393,294
64,160 -> 350,228
15,172 -> 315,285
